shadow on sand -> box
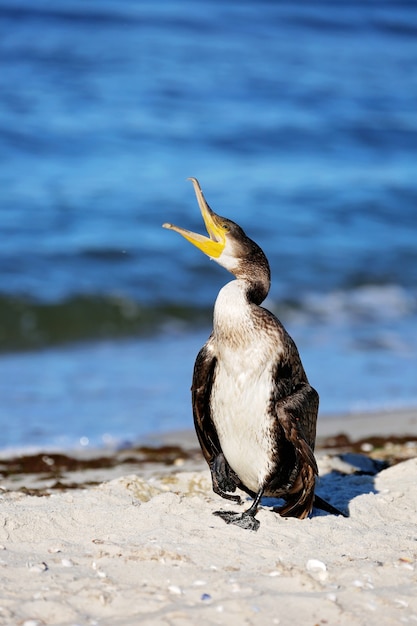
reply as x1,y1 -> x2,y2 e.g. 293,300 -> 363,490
313,452 -> 386,518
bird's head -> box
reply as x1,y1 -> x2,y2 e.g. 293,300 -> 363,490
163,178 -> 267,280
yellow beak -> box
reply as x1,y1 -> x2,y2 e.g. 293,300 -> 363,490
163,178 -> 226,259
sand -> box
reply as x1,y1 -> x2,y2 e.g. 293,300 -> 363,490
1,408 -> 417,626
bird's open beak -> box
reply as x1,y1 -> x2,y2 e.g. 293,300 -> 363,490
162,178 -> 226,259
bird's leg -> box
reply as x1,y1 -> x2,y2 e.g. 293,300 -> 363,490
213,488 -> 264,531
210,454 -> 242,503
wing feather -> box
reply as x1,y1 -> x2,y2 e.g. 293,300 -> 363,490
268,337 -> 319,518
191,335 -> 221,465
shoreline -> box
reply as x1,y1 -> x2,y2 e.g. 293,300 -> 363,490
0,406 -> 416,461
0,407 -> 416,495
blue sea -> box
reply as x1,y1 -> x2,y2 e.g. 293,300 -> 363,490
1,0 -> 416,450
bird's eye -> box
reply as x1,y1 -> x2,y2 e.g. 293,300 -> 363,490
221,223 -> 230,232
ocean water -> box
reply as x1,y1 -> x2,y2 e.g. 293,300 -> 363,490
0,0 -> 416,449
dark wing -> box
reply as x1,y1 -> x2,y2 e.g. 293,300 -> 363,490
271,338 -> 319,518
191,335 -> 221,466
272,332 -> 319,450
276,382 -> 319,473
260,308 -> 318,449
275,388 -> 318,518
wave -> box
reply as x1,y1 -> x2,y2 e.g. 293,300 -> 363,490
286,284 -> 416,324
0,294 -> 210,352
1,284 -> 415,353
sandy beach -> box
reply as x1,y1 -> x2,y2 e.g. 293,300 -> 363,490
1,408 -> 417,626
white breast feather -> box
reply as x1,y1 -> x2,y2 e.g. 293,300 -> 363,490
211,281 -> 284,493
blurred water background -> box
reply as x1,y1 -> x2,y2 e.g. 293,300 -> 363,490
1,0 -> 416,450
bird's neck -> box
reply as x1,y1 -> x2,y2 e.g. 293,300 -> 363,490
213,277 -> 269,347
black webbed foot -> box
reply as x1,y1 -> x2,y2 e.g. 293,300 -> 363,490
213,487 -> 264,531
210,454 -> 242,504
213,510 -> 260,532
212,453 -> 240,492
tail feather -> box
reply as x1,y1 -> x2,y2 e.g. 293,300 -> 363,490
276,461 -> 316,519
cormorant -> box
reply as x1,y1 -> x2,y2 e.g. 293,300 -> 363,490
163,178 -> 342,530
